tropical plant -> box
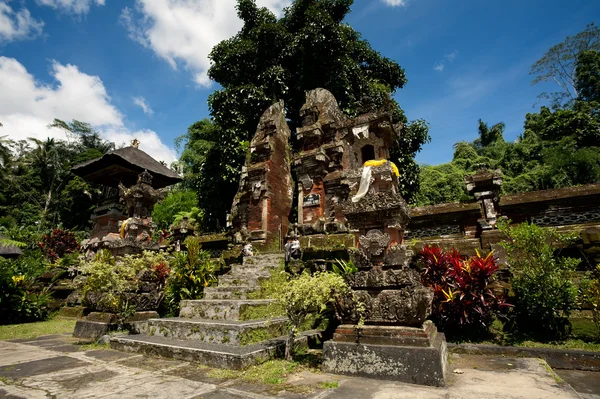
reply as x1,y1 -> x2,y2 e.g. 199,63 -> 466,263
332,258 -> 357,276
152,189 -> 200,231
416,245 -> 509,338
163,236 -> 217,316
498,221 -> 580,340
0,254 -> 52,325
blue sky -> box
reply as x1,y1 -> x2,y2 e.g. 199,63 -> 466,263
0,0 -> 598,164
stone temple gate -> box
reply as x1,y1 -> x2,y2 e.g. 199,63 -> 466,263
229,88 -> 447,385
231,88 -> 403,248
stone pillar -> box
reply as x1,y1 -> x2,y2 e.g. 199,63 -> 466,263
230,101 -> 293,252
464,169 -> 503,230
323,163 -> 448,386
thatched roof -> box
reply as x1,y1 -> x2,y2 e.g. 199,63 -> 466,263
0,234 -> 23,257
72,146 -> 182,189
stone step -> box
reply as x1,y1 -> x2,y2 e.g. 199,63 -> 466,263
204,286 -> 256,299
110,334 -> 284,370
228,264 -> 274,276
242,254 -> 284,268
203,286 -> 256,300
217,275 -> 264,288
147,317 -> 288,346
179,299 -> 283,321
109,329 -> 321,370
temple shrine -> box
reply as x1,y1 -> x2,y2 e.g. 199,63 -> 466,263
72,140 -> 182,256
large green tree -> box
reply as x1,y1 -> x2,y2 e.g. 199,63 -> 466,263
530,22 -> 600,108
179,0 -> 429,230
576,49 -> 600,103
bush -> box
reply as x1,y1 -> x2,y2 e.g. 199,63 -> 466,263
162,236 -> 216,316
499,221 -> 579,340
416,245 -> 509,339
274,271 -> 358,360
79,250 -> 170,315
38,228 -> 79,262
580,265 -> 600,338
0,255 -> 51,325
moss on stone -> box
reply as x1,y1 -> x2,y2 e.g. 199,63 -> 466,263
239,303 -> 285,321
239,327 -> 279,346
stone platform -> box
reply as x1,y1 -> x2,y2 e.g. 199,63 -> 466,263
109,254 -> 293,369
323,322 -> 448,387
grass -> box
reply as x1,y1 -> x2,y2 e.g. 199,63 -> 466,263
208,360 -> 302,385
452,317 -> 600,352
76,342 -> 110,351
0,317 -> 76,341
319,381 -> 339,389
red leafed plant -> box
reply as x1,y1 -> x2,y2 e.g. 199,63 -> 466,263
416,245 -> 510,338
152,261 -> 171,284
38,229 -> 80,262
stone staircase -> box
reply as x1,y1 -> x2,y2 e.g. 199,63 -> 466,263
110,253 -> 298,369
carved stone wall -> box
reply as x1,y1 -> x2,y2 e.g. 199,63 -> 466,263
407,182 -> 600,264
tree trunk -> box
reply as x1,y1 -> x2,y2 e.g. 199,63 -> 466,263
285,325 -> 297,361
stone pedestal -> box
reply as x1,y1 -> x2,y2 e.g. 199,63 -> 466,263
323,322 -> 447,386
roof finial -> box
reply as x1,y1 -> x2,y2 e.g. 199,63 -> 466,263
131,138 -> 140,148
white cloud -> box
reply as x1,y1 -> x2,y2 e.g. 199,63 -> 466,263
36,0 -> 105,15
0,1 -> 44,43
381,0 -> 408,6
434,51 -> 458,72
445,50 -> 458,62
132,96 -> 153,116
121,0 -> 292,87
0,57 -> 176,163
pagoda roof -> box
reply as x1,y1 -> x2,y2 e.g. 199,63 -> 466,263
0,234 -> 23,258
72,146 -> 182,189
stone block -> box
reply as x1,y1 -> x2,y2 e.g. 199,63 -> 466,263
322,329 -> 447,386
73,320 -> 109,340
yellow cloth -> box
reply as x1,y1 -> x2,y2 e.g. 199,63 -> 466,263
363,159 -> 400,176
120,218 -> 132,238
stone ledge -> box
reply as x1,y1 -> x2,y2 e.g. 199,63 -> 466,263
449,343 -> 600,371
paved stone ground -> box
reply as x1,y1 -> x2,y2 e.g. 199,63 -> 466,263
0,334 -> 593,399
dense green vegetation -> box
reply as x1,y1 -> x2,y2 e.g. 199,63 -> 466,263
414,23 -> 600,206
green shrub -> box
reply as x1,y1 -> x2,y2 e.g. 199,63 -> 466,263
79,250 -> 170,315
274,271 -> 361,360
580,265 -> 600,338
162,236 -> 216,316
499,221 -> 579,340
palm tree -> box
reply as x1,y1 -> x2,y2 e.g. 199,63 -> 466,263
475,119 -> 505,148
27,138 -> 71,222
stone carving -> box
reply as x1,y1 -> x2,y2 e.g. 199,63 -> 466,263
358,229 -> 390,257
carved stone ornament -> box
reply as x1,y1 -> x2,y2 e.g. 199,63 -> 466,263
358,229 -> 390,257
